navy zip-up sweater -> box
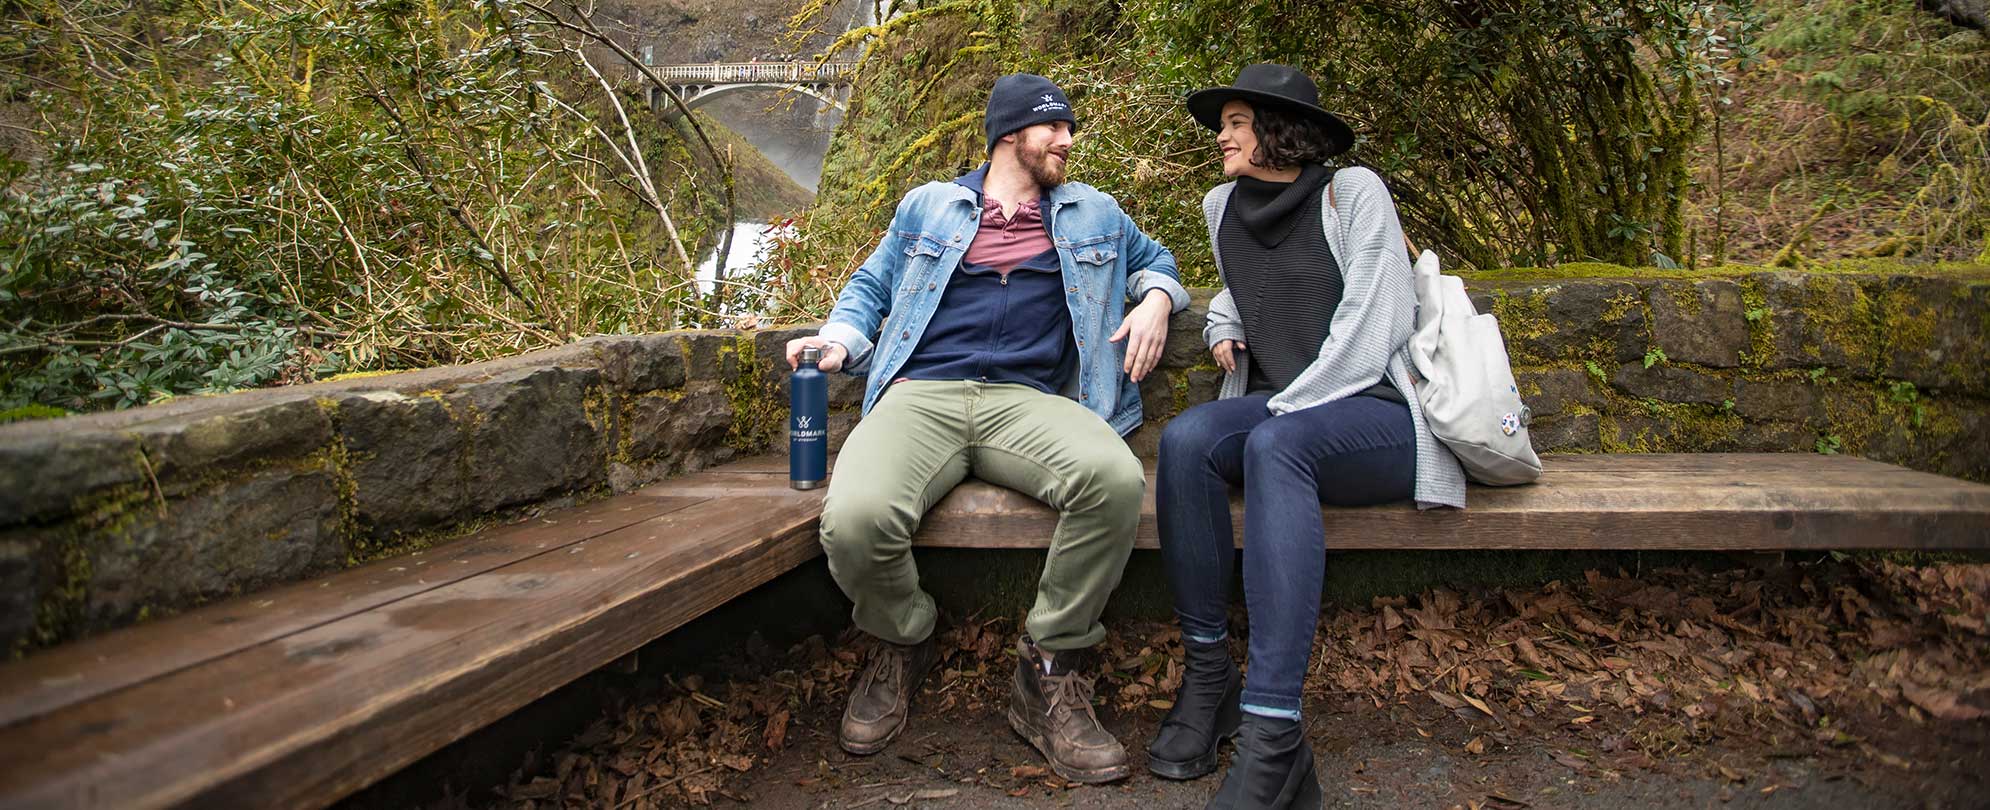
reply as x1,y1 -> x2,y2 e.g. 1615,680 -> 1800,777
894,167 -> 1076,394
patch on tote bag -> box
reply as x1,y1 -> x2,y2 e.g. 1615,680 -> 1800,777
1499,412 -> 1520,436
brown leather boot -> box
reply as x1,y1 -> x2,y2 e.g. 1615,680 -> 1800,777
1007,635 -> 1131,783
838,635 -> 938,755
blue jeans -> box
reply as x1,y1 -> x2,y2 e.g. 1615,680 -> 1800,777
1156,394 -> 1416,716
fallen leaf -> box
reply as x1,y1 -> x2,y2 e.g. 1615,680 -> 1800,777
1863,746 -> 1914,770
1010,765 -> 1048,779
510,777 -> 559,799
1465,736 -> 1486,754
1382,605 -> 1406,631
763,709 -> 790,750
910,788 -> 958,800
1901,685 -> 1987,721
1514,636 -> 1551,671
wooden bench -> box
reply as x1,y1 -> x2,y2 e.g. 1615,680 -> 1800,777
2,452 -> 1986,809
709,452 -> 1990,550
0,483 -> 825,810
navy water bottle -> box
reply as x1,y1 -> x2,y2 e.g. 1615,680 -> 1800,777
790,345 -> 828,490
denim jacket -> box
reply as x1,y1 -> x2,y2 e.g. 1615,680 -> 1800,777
818,165 -> 1188,435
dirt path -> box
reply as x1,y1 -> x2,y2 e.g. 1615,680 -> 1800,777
470,561 -> 1990,810
733,687 -> 1985,810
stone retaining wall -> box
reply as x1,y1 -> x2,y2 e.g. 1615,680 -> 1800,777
4,269 -> 1985,655
0,332 -> 864,656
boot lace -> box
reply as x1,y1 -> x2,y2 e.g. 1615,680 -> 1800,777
855,643 -> 905,698
1042,669 -> 1104,730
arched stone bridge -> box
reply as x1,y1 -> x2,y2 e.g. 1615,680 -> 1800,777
627,62 -> 857,112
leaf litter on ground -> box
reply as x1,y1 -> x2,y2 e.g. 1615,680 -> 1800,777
471,559 -> 1989,808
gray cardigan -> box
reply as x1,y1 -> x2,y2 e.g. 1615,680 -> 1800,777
1202,167 -> 1467,510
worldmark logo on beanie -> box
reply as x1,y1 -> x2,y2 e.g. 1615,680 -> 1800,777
984,73 -> 1078,153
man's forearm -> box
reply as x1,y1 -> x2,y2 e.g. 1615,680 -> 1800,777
1127,268 -> 1190,311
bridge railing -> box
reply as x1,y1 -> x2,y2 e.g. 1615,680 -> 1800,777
641,62 -> 857,84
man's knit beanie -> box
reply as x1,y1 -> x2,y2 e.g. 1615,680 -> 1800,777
984,73 -> 1078,153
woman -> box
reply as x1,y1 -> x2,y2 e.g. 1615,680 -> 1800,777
1146,64 -> 1466,809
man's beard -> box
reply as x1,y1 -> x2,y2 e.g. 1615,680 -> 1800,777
1019,140 -> 1066,188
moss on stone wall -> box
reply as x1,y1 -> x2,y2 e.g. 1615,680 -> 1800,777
0,404 -> 68,424
581,386 -> 616,453
26,480 -> 151,655
1490,289 -> 1556,352
1737,276 -> 1775,368
310,396 -> 375,564
722,335 -> 783,454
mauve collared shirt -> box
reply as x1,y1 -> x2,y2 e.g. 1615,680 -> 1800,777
962,196 -> 1055,274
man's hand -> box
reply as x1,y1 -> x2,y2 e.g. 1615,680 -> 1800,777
1211,339 -> 1246,374
1109,289 -> 1172,382
785,335 -> 849,372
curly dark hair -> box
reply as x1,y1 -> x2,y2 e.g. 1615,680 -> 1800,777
1248,103 -> 1342,170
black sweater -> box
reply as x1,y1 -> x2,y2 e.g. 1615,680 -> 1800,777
1219,164 -> 1402,402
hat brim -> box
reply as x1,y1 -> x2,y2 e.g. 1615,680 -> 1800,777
1186,87 -> 1355,158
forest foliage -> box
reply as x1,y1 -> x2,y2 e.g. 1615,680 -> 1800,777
757,0 -> 1988,311
1,0 -> 739,412
2,0 -> 1985,412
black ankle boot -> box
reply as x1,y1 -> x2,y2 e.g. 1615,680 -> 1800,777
1203,713 -> 1322,810
1146,637 -> 1241,779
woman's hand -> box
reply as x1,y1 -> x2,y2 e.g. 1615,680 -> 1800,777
1211,339 -> 1246,374
1110,290 -> 1173,382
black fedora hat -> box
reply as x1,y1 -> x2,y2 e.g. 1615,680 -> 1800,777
1187,63 -> 1355,157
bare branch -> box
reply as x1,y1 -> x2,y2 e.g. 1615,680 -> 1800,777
568,45 -> 696,271
519,0 -> 737,267
354,74 -> 539,315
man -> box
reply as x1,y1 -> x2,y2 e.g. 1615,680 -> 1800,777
784,73 -> 1187,783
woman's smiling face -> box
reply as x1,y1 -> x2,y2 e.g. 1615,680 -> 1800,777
1215,100 -> 1258,178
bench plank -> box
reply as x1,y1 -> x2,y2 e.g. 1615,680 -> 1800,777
654,453 -> 1990,551
911,455 -> 1990,550
0,493 -> 824,810
0,494 -> 706,730
639,471 -> 812,498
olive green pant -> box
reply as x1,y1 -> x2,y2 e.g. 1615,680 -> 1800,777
818,380 -> 1145,652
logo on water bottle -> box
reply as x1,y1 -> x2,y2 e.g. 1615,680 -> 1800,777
792,412 -> 826,440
